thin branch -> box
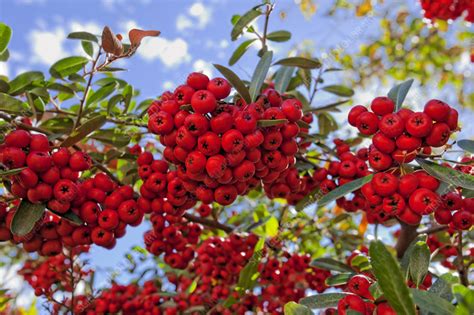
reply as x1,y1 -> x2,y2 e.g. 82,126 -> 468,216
417,224 -> 448,235
183,213 -> 234,233
457,231 -> 469,286
395,222 -> 419,258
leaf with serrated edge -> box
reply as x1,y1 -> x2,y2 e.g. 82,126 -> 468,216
369,240 -> 416,315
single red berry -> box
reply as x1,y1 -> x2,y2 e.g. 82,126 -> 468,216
348,105 -> 368,126
337,295 -> 366,315
214,185 -> 238,206
281,99 -> 303,122
91,226 -> 114,247
184,113 -> 209,136
409,188 -> 441,214
191,90 -> 217,114
425,122 -> 451,147
262,130 -> 283,151
207,77 -> 231,100
53,179 -> 78,202
210,112 -> 234,134
379,113 -> 405,138
424,99 -> 450,122
233,160 -> 255,182
405,112 -> 432,137
2,147 -> 26,168
371,96 -> 395,116
452,211 -> 473,230
446,108 -> 458,131
382,193 -> 406,215
186,72 -> 209,90
148,111 -> 174,135
222,129 -> 244,153
27,151 -> 52,173
347,275 -> 373,299
434,209 -> 452,225
69,152 -> 92,171
40,166 -> 60,185
371,172 -> 399,196
376,302 -> 396,315
398,174 -> 419,198
5,129 -> 31,148
80,201 -> 100,225
368,149 -> 393,171
30,134 -> 50,152
373,132 -> 396,153
397,207 -> 422,225
185,151 -> 207,174
118,200 -> 142,224
206,155 -> 227,179
234,111 -> 258,134
173,84 -> 195,106
396,133 -> 421,151
160,100 -> 180,115
356,112 -> 379,135
17,168 -> 38,188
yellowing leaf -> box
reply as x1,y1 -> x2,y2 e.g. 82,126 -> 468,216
356,0 -> 372,16
359,213 -> 368,236
333,204 -> 344,216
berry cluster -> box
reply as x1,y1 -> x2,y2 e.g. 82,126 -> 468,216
0,129 -> 144,255
147,72 -> 306,205
20,249 -> 89,298
137,153 -> 202,268
421,0 -> 473,22
349,98 -> 458,170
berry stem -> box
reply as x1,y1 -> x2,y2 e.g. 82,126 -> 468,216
183,213 -> 233,233
457,231 -> 469,286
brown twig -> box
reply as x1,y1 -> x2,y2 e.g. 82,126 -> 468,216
457,231 -> 469,286
395,222 -> 419,258
417,224 -> 449,235
183,213 -> 234,233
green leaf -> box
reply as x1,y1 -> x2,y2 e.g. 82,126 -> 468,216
274,56 -> 321,69
369,282 -> 384,300
369,240 -> 416,315
107,94 -> 125,114
310,257 -> 354,273
408,241 -> 430,287
461,188 -> 474,198
325,272 -> 354,286
274,66 -> 295,93
122,84 -> 134,113
318,112 -> 338,135
47,83 -> 75,94
295,186 -> 320,211
307,99 -> 350,113
0,79 -> 9,93
416,158 -> 474,190
350,255 -> 372,271
187,277 -> 199,294
257,119 -> 288,127
229,39 -> 257,66
8,71 -> 45,95
411,288 -> 455,315
11,200 -> 46,237
86,82 -> 117,107
457,139 -> 474,154
0,93 -> 28,113
267,30 -> 291,42
91,129 -> 131,147
67,31 -> 99,43
81,41 -> 94,57
231,9 -> 262,41
452,284 -> 474,315
322,85 -> 354,97
61,115 -> 107,147
299,293 -> 350,309
236,237 -> 265,291
213,64 -> 251,104
429,273 -> 456,302
40,117 -> 74,134
283,302 -> 312,315
387,79 -> 414,111
249,51 -> 273,102
0,48 -> 9,62
50,56 -> 89,78
0,23 -> 12,54
401,234 -> 427,277
318,174 -> 373,208
0,167 -> 26,177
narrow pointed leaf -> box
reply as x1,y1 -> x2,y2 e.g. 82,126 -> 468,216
86,82 -> 117,107
67,31 -> 99,43
322,85 -> 354,97
267,30 -> 291,42
229,39 -> 256,66
416,158 -> 474,190
284,302 -> 312,315
318,174 -> 373,208
50,56 -> 89,78
231,9 -> 262,41
299,293 -> 350,309
369,240 -> 416,315
410,288 -> 455,315
388,79 -> 414,111
310,257 -> 354,273
213,64 -> 251,104
457,139 -> 474,154
274,66 -> 295,93
274,57 -> 321,69
61,115 -> 107,147
0,167 -> 26,177
257,119 -> 288,127
249,51 -> 273,102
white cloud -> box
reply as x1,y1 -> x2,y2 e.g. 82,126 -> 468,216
29,27 -> 67,65
162,81 -> 175,90
101,0 -> 151,11
176,1 -> 212,32
0,63 -> 9,77
69,21 -> 101,35
192,59 -> 213,77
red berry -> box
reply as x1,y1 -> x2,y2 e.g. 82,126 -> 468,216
446,108 -> 458,130
173,85 -> 195,106
214,185 -> 237,206
222,129 -> 244,153
424,99 -> 450,122
405,112 -> 432,137
337,295 -> 366,315
207,77 -> 231,100
452,211 -> 472,230
379,113 -> 405,138
148,111 -> 174,135
53,179 -> 78,202
184,113 -> 209,137
186,72 -> 209,90
396,133 -> 421,151
409,188 -> 441,214
118,200 -> 142,224
347,275 -> 372,299
348,105 -> 368,127
372,173 -> 399,196
185,151 -> 207,174
398,174 -> 419,198
356,112 -> 379,135
371,96 -> 395,115
69,152 -> 92,172
191,90 -> 217,114
281,99 -> 303,122
397,207 -> 422,225
17,168 -> 39,188
373,132 -> 396,153
5,129 -> 31,148
27,151 -> 52,173
30,134 -> 50,152
2,147 -> 26,168
91,226 -> 114,247
368,149 -> 393,171
425,122 -> 451,147
234,111 -> 258,134
206,155 -> 227,179
197,132 -> 221,156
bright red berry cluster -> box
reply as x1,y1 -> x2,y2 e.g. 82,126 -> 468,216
0,129 -> 144,255
420,0 -> 474,22
147,72 -> 307,205
20,249 -> 89,298
349,98 -> 458,169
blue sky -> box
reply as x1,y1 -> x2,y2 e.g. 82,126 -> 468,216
0,0 -> 472,307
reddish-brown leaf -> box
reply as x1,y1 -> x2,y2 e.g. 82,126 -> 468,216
102,26 -> 123,56
128,29 -> 160,48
